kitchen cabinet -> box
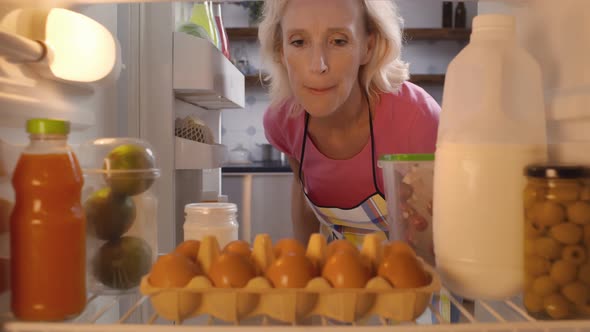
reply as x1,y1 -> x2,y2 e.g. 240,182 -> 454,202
222,167 -> 293,243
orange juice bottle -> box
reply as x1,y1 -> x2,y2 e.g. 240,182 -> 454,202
10,119 -> 86,321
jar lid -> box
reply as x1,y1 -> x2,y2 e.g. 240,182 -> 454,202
525,165 -> 589,179
185,202 -> 237,214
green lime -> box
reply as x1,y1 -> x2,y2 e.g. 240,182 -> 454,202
84,187 -> 136,241
103,144 -> 156,196
92,236 -> 152,290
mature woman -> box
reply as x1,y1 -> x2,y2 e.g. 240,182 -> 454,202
259,0 -> 440,246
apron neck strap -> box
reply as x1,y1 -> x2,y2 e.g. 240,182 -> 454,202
299,94 -> 380,193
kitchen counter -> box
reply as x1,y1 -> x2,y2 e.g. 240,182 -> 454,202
222,160 -> 292,173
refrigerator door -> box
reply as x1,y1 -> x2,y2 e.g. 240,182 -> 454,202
0,2 -> 243,315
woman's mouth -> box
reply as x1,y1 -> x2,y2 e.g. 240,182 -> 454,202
306,86 -> 335,95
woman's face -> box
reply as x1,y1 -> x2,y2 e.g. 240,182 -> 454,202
280,0 -> 373,117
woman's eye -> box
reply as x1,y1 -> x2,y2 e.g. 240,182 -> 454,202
333,39 -> 348,46
290,40 -> 304,47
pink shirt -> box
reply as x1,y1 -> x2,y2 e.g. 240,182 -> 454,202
263,82 -> 440,208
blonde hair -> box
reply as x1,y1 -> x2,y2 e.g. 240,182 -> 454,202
258,0 -> 409,113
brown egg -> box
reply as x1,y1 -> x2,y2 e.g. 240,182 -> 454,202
149,253 -> 201,288
383,241 -> 416,259
265,253 -> 317,288
322,251 -> 371,288
326,239 -> 359,258
208,253 -> 256,288
273,238 -> 306,258
173,240 -> 201,263
223,240 -> 252,258
378,252 -> 430,288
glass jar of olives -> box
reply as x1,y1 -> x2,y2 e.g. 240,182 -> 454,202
523,165 -> 590,320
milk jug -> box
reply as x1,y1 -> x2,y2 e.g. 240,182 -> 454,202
433,15 -> 547,300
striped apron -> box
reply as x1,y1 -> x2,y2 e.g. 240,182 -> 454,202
298,108 -> 388,247
298,104 -> 457,323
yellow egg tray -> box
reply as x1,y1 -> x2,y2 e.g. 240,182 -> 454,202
140,233 -> 441,324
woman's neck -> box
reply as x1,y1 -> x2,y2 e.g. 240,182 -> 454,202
306,82 -> 372,160
311,82 -> 367,130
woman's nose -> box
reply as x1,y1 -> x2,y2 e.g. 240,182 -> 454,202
310,45 -> 328,74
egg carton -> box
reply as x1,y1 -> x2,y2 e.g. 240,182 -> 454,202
140,233 -> 441,324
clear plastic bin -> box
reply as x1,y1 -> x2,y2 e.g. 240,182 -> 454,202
78,138 -> 160,294
378,154 -> 435,266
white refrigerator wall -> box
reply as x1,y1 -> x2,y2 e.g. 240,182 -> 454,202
478,0 -> 590,163
0,3 -> 125,317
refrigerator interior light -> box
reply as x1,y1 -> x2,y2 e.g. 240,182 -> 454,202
0,7 -> 116,83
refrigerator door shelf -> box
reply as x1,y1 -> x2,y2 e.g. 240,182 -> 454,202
173,32 -> 245,110
175,136 -> 227,170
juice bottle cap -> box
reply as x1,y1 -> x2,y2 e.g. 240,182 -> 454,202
26,118 -> 70,135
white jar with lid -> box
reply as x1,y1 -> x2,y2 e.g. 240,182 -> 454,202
183,202 -> 238,247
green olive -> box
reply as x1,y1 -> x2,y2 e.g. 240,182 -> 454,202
578,263 -> 590,285
547,181 -> 581,203
580,186 -> 590,201
531,275 -> 559,296
524,291 -> 544,313
525,238 -> 536,255
561,281 -> 589,305
525,220 -> 548,238
550,260 -> 578,285
524,185 -> 547,209
534,237 -> 562,260
566,201 -> 590,225
550,223 -> 583,245
584,224 -> 590,245
561,245 -> 587,265
532,201 -> 565,227
526,256 -> 551,277
543,293 -> 571,319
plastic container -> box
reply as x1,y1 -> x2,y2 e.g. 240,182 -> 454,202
183,202 -> 238,248
10,119 -> 86,321
523,165 -> 590,320
77,138 -> 160,295
433,14 -> 548,300
213,2 -> 230,59
378,154 -> 435,266
190,2 -> 219,48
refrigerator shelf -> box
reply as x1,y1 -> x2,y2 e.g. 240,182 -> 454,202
173,32 -> 245,110
175,136 -> 227,170
3,289 -> 590,331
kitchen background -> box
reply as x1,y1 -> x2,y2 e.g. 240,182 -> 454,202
219,0 -> 477,241
220,0 -> 477,161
